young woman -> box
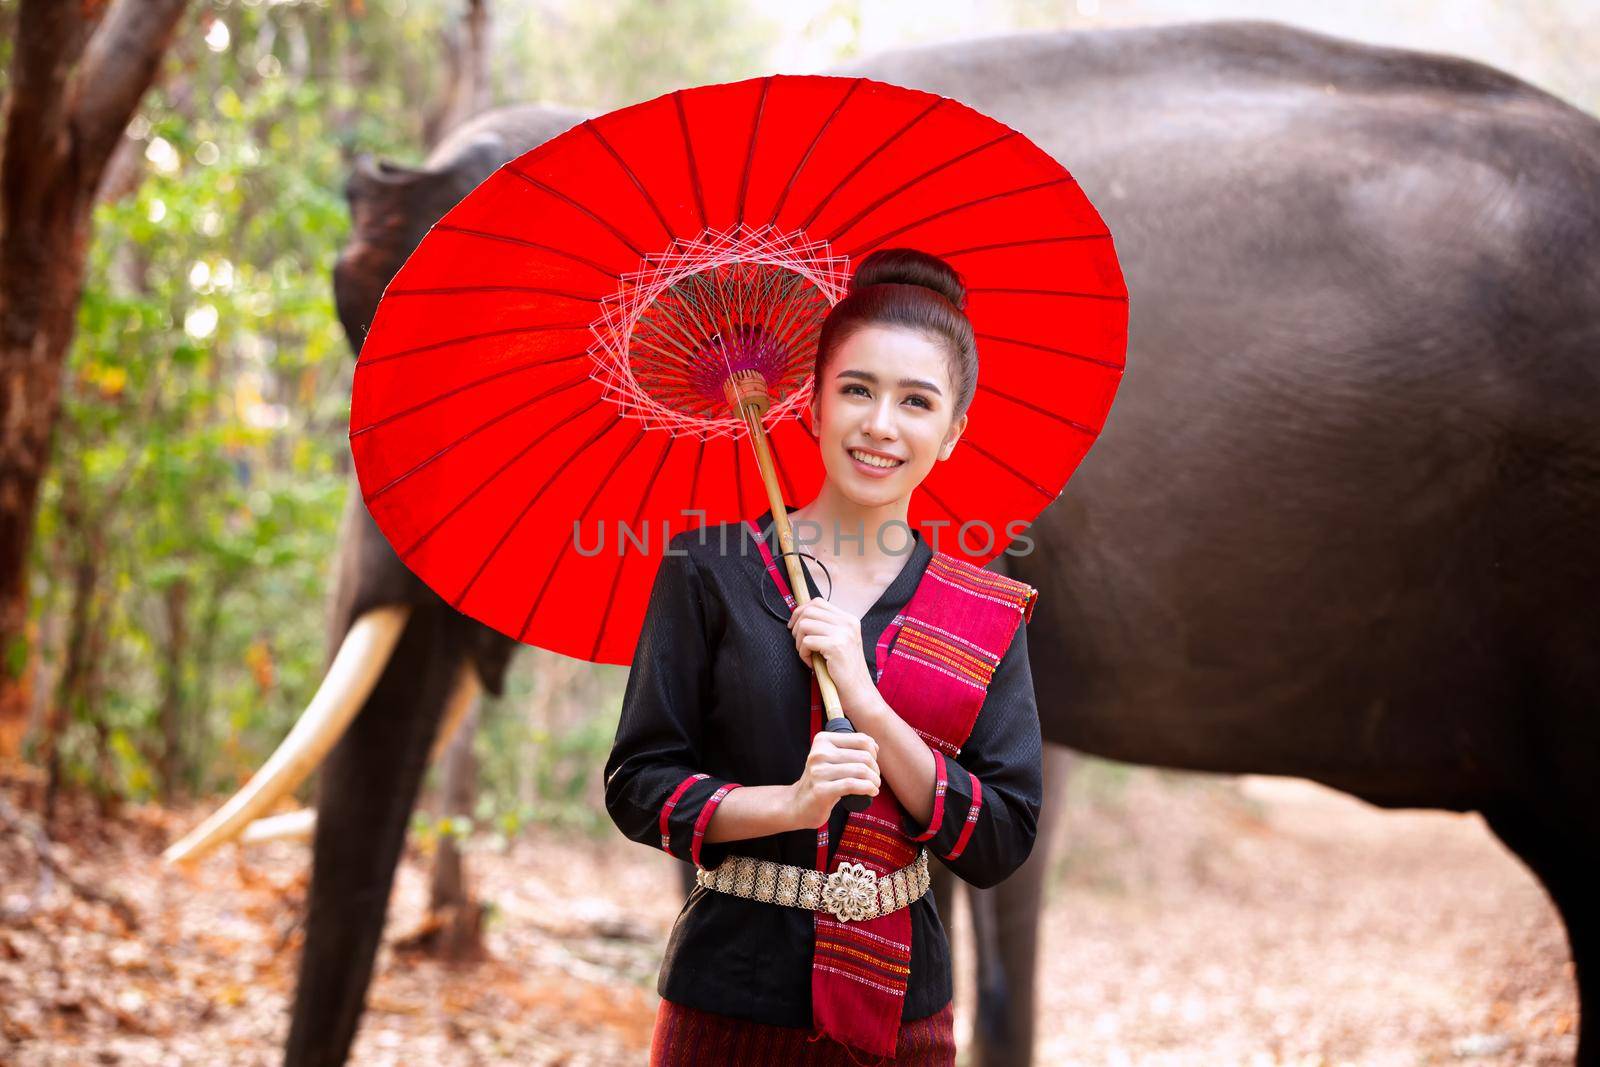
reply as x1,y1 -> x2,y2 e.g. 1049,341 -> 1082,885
604,248 -> 1043,1066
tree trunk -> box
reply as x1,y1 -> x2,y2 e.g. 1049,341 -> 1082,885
423,703 -> 484,961
158,578 -> 189,801
0,0 -> 190,739
424,0 -> 492,148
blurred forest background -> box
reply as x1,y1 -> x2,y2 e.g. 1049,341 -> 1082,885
1,0 -> 1597,845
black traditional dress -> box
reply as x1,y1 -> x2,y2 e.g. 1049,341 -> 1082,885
603,506 -> 1042,1062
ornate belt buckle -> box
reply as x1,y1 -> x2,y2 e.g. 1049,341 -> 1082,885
821,861 -> 878,922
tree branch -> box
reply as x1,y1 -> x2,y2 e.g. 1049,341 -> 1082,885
70,0 -> 191,194
1,0 -> 90,234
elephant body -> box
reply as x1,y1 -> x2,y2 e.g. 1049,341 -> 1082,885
297,20 -> 1600,1066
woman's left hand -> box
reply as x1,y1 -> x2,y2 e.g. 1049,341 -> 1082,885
788,598 -> 878,716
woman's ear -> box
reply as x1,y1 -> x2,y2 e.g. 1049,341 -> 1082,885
938,412 -> 969,460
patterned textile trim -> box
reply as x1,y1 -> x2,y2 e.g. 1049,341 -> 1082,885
891,622 -> 998,690
912,726 -> 961,757
906,750 -> 947,843
747,520 -> 797,608
649,997 -> 956,1066
691,782 -> 741,868
924,556 -> 1037,625
660,773 -> 709,857
944,775 -> 983,862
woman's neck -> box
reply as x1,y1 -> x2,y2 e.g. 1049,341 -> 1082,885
786,480 -> 916,566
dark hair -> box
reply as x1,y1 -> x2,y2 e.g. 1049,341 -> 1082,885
813,247 -> 977,420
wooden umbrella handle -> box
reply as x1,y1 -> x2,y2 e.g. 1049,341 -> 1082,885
728,373 -> 871,813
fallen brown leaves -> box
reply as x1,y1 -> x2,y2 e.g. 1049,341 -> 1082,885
0,768 -> 1579,1065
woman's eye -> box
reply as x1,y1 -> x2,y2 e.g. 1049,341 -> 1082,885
906,395 -> 931,409
843,384 -> 869,397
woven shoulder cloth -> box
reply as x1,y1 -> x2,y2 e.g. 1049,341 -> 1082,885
742,520 -> 1037,1061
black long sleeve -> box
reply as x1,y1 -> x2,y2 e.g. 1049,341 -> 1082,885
603,531 -> 744,870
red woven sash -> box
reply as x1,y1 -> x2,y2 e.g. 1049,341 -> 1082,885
743,520 -> 1036,1060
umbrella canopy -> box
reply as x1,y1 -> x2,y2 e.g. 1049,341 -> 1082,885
349,73 -> 1127,665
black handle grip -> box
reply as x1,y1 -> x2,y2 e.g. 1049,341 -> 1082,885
824,715 -> 874,813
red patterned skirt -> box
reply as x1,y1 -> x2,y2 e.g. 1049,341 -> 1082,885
649,998 -> 955,1066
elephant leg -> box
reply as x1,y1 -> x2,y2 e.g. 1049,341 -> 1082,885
1482,798 -> 1597,1066
970,744 -> 1074,1067
284,607 -> 466,1067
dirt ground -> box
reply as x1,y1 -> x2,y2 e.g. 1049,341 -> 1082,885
0,764 -> 1577,1066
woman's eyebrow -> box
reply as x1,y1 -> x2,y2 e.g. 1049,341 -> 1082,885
835,369 -> 943,395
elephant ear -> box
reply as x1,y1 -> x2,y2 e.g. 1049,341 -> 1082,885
465,622 -> 515,697
333,155 -> 467,358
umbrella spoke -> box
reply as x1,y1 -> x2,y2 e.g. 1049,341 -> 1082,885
766,78 -> 865,228
974,331 -> 1124,371
399,401 -> 602,562
844,175 -> 1079,258
958,437 -> 1056,501
975,381 -> 1099,437
800,97 -> 945,231
934,233 -> 1112,259
357,322 -> 593,368
587,433 -> 679,662
519,423 -> 650,641
351,353 -> 585,438
455,414 -> 628,609
583,119 -> 675,242
364,373 -> 593,504
431,224 -> 623,279
824,132 -> 1018,244
506,163 -> 647,258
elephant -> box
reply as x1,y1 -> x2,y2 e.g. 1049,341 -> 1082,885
163,18 -> 1600,1066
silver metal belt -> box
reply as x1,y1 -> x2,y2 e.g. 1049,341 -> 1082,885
694,849 -> 930,923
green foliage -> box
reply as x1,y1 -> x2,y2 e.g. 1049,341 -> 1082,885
23,0 -> 783,824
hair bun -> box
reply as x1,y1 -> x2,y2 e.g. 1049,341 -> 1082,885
849,247 -> 966,311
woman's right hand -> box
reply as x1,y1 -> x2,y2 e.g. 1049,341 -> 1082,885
788,729 -> 880,829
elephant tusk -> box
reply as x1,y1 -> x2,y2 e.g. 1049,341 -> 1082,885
161,605 -> 411,866
426,658 -> 483,766
240,808 -> 317,845
231,658 -> 483,849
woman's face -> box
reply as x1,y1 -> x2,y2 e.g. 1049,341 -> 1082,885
809,324 -> 968,508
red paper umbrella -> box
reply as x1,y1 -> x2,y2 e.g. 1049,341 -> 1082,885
349,73 -> 1127,671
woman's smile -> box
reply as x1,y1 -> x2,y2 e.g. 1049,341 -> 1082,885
847,446 -> 906,477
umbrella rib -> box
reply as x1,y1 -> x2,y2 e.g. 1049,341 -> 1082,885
673,90 -> 709,231
730,433 -> 744,519
432,224 -> 622,279
766,78 -> 864,229
381,284 -> 603,301
736,76 -> 773,228
519,423 -> 650,641
365,373 -> 593,504
976,381 -> 1098,437
959,437 -> 1054,501
974,331 -> 1124,371
357,322 -> 593,368
916,481 -> 962,551
351,352 -> 585,438
587,434 -> 677,662
453,413 -> 626,610
844,175 -> 1078,258
506,164 -> 646,258
583,119 -> 675,243
686,434 -> 709,528
400,401 -> 600,563
967,286 -> 1128,303
934,233 -> 1111,259
799,97 -> 945,232
824,131 -> 1017,245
